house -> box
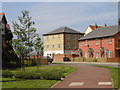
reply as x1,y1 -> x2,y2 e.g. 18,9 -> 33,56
78,22 -> 120,58
84,24 -> 104,36
43,26 -> 84,57
0,13 -> 20,68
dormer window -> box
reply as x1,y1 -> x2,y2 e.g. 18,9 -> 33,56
108,37 -> 112,44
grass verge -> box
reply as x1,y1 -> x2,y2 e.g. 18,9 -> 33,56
93,65 -> 120,89
2,65 -> 77,88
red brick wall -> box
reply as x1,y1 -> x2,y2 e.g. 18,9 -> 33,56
53,54 -> 74,62
78,36 -> 115,58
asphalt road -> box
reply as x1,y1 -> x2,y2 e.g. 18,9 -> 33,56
60,62 -> 120,68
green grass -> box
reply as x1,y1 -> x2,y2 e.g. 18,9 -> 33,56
93,65 -> 120,89
2,78 -> 58,88
2,65 -> 77,88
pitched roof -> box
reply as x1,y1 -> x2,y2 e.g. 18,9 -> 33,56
79,25 -> 120,41
43,26 -> 84,36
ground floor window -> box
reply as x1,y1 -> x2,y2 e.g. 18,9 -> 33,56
85,52 -> 88,58
108,51 -> 112,58
96,52 -> 99,58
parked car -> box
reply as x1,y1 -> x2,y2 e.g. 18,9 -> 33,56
41,56 -> 53,63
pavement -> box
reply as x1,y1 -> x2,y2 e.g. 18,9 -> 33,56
51,64 -> 113,89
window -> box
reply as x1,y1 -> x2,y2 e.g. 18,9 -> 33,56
90,40 -> 92,45
47,45 -> 49,48
73,43 -> 77,48
96,52 -> 99,58
80,41 -> 82,46
46,36 -> 49,40
66,43 -> 70,48
58,44 -> 60,48
85,40 -> 88,46
52,35 -> 54,39
73,35 -> 76,40
78,35 -> 81,39
108,37 -> 112,44
96,39 -> 99,45
102,38 -> 104,44
66,34 -> 70,39
52,44 -> 54,48
58,34 -> 60,39
108,51 -> 112,58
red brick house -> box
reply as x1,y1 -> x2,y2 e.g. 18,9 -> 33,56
78,23 -> 120,59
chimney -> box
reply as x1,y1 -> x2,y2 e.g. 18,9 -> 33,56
118,19 -> 120,25
104,24 -> 107,27
95,24 -> 98,28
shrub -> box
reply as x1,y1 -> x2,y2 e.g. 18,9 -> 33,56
2,70 -> 14,78
41,71 -> 64,80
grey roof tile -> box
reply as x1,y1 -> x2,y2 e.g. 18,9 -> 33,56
43,26 -> 84,35
79,25 -> 120,40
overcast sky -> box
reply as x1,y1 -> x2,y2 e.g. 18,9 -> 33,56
1,2 -> 118,40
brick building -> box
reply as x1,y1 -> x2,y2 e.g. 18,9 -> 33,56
78,24 -> 120,58
43,26 -> 84,57
0,13 -> 20,68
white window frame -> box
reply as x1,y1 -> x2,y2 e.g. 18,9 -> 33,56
90,39 -> 92,45
80,41 -> 82,46
58,44 -> 60,48
96,52 -> 99,58
47,45 -> 49,48
102,38 -> 104,44
66,43 -> 70,48
108,51 -> 112,58
58,34 -> 60,39
66,34 -> 70,39
73,43 -> 77,48
108,37 -> 112,44
46,36 -> 49,40
73,35 -> 76,40
85,40 -> 88,46
52,35 -> 54,39
96,39 -> 99,45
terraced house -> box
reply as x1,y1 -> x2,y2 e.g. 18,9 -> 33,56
78,22 -> 120,59
43,26 -> 84,57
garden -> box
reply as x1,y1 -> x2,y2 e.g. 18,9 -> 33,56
1,65 -> 77,88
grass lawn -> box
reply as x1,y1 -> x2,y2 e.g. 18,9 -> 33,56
2,78 -> 58,88
93,65 -> 120,89
2,65 -> 77,88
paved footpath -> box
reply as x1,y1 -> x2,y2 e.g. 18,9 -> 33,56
52,64 -> 113,88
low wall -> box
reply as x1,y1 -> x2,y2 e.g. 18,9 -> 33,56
74,57 -> 107,62
107,57 -> 120,62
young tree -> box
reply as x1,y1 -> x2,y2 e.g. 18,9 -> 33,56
12,10 -> 37,71
34,34 -> 43,70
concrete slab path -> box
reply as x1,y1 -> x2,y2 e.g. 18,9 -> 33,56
52,64 -> 113,88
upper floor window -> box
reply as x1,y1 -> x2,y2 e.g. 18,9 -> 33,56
47,45 -> 49,48
85,40 -> 88,46
46,36 -> 49,40
90,40 -> 92,45
96,39 -> 99,45
66,34 -> 70,39
80,41 -> 82,46
52,35 -> 54,39
58,34 -> 60,39
73,35 -> 76,40
108,37 -> 112,44
102,38 -> 104,44
66,43 -> 70,48
58,44 -> 60,48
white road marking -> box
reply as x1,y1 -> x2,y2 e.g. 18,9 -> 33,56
69,82 -> 84,86
98,82 -> 112,85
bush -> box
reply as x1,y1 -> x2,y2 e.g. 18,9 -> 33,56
41,71 -> 64,80
2,70 -> 14,78
14,71 -> 41,79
